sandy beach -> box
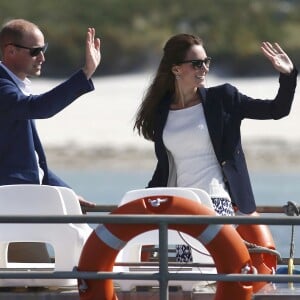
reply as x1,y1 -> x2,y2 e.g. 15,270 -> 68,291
32,72 -> 300,171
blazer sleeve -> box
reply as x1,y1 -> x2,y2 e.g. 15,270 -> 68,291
0,69 -> 94,120
44,168 -> 71,188
237,68 -> 298,120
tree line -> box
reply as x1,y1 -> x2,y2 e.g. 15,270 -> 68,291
1,0 -> 299,77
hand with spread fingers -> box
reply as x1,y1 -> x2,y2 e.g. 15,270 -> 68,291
82,27 -> 101,79
261,42 -> 294,74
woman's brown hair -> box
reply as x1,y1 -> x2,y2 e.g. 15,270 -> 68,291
134,33 -> 203,141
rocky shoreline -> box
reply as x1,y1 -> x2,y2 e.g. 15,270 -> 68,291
44,139 -> 300,172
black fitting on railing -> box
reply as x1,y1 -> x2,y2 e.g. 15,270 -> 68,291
74,266 -> 88,293
283,201 -> 300,216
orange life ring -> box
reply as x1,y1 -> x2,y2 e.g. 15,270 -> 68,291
77,196 -> 254,300
235,211 -> 277,292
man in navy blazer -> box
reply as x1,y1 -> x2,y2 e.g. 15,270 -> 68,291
0,18 -> 100,262
0,19 -> 101,207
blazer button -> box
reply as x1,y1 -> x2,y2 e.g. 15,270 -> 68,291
221,161 -> 226,166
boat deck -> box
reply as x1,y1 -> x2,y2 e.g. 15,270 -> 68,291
0,284 -> 299,300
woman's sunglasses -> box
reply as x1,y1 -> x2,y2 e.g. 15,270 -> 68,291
7,43 -> 48,57
176,57 -> 211,69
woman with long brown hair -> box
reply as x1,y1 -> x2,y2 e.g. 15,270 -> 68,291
134,33 -> 297,218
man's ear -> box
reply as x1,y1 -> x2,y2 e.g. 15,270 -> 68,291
5,44 -> 15,56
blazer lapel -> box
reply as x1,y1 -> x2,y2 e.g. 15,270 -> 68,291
200,88 -> 223,162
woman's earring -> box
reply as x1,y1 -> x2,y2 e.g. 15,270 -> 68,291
175,74 -> 181,80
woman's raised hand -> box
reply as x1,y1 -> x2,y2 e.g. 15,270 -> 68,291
261,42 -> 294,74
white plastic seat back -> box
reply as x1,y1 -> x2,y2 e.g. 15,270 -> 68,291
115,229 -> 216,291
56,186 -> 82,214
185,188 -> 214,209
115,187 -> 216,291
0,184 -> 89,287
120,187 -> 202,206
0,184 -> 67,215
120,187 -> 214,210
55,186 -> 93,235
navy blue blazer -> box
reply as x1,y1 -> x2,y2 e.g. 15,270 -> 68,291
148,69 -> 298,214
0,65 -> 94,186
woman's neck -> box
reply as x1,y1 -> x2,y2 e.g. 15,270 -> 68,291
171,87 -> 201,110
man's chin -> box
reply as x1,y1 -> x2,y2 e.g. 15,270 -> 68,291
29,70 -> 42,77
197,82 -> 206,88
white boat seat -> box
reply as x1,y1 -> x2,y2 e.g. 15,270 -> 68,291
115,188 -> 216,291
119,187 -> 214,209
0,184 -> 92,287
56,186 -> 93,236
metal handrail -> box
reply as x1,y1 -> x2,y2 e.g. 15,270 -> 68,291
0,208 -> 299,300
0,214 -> 300,225
0,270 -> 300,283
82,204 -> 300,214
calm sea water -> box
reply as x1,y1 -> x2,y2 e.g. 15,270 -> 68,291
55,168 -> 300,259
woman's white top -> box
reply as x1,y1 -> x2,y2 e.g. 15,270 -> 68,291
163,103 -> 230,199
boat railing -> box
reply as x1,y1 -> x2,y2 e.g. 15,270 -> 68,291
82,203 -> 300,214
0,205 -> 300,300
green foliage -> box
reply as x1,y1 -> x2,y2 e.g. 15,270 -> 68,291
1,0 -> 299,77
